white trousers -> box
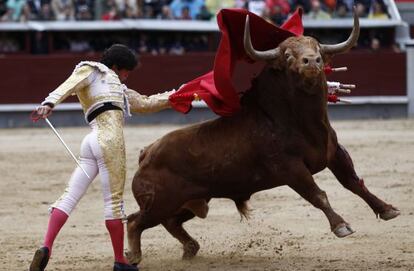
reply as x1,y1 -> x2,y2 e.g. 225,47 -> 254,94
52,110 -> 126,220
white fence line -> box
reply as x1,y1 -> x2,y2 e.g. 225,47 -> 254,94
0,96 -> 408,112
0,18 -> 405,32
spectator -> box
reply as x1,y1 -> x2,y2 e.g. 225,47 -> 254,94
0,33 -> 19,52
196,5 -> 212,20
183,34 -> 208,51
142,0 -> 172,18
156,4 -> 173,19
38,3 -> 56,20
20,3 -> 38,20
31,31 -> 49,54
101,0 -> 120,20
169,40 -> 185,54
74,0 -> 94,20
247,0 -> 266,16
322,0 -> 335,13
265,0 -> 289,16
142,4 -> 154,17
134,0 -> 143,17
368,0 -> 388,19
156,36 -> 168,54
290,0 -> 311,13
337,0 -> 352,10
333,0 -> 349,18
69,36 -> 91,52
169,0 -> 204,19
137,34 -> 150,54
51,0 -> 75,21
0,39 -> 19,52
0,0 -> 8,21
370,37 -> 380,51
6,0 -> 26,21
122,2 -> 138,18
179,5 -> 191,19
306,0 -> 331,19
354,0 -> 370,17
26,0 -> 52,19
205,0 -> 235,16
263,4 -> 286,25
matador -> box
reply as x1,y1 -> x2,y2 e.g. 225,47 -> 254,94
30,44 -> 173,271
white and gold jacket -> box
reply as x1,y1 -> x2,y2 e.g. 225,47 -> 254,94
41,61 -> 172,121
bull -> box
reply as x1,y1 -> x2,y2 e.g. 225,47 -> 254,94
126,11 -> 400,264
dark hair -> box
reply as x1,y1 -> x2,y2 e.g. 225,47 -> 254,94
100,44 -> 138,71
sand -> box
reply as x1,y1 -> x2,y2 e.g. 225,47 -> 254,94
0,119 -> 413,271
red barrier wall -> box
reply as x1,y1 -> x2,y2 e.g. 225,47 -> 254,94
0,51 -> 406,104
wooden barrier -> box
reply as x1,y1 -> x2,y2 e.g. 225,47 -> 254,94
0,51 -> 406,104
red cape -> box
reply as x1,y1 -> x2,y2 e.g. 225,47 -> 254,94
169,8 -> 304,116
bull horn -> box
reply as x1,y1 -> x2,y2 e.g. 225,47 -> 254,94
320,7 -> 360,55
244,15 -> 280,61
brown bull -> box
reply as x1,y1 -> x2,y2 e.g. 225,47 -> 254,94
127,11 -> 400,264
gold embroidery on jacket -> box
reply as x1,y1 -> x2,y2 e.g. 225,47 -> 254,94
126,89 -> 172,114
43,65 -> 94,106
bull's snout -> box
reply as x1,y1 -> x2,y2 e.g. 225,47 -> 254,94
299,56 -> 322,78
301,56 -> 322,67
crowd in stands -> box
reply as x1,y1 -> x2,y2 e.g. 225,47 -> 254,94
0,0 -> 396,54
0,0 -> 390,23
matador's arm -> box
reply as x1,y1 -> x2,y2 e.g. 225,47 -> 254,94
41,65 -> 94,107
126,89 -> 174,114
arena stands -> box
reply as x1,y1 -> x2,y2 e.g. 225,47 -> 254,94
0,0 -> 413,127
0,0 -> 409,53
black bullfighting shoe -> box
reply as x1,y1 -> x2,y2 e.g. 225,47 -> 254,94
113,262 -> 139,271
29,247 -> 50,271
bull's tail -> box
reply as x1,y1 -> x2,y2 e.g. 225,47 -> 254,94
234,198 -> 252,221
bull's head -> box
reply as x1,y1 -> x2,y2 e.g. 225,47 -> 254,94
244,10 -> 359,87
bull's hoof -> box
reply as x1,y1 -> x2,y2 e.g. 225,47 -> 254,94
126,251 -> 142,265
379,207 -> 400,221
333,223 -> 355,238
182,240 -> 200,260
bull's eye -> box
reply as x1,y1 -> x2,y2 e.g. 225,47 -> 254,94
316,57 -> 321,64
303,58 -> 309,64
285,53 -> 290,59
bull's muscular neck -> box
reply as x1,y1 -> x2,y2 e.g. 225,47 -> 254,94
243,66 -> 330,151
247,67 -> 328,119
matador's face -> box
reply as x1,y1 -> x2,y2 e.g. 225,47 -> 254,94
112,67 -> 131,83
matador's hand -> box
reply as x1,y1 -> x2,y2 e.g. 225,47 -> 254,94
36,104 -> 53,118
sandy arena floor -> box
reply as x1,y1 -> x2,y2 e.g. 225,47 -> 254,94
0,119 -> 413,271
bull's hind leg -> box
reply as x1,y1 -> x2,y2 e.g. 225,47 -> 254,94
127,179 -> 192,264
162,209 -> 200,260
126,211 -> 144,265
328,144 -> 400,220
287,164 -> 354,238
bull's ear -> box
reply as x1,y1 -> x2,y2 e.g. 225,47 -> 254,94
322,53 -> 332,66
319,46 -> 332,65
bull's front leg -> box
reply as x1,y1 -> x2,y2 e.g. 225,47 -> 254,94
286,163 -> 354,238
328,144 -> 400,220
